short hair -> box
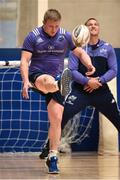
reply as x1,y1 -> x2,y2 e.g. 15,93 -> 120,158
84,17 -> 98,26
43,9 -> 61,24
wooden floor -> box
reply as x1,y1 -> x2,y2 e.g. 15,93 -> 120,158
0,152 -> 120,180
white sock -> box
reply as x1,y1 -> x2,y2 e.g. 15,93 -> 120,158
48,150 -> 58,159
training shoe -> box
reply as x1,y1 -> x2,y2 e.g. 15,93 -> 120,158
59,68 -> 72,96
46,156 -> 59,174
39,140 -> 49,159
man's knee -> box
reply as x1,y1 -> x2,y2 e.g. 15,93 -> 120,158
35,75 -> 58,93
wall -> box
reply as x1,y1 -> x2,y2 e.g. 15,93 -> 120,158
48,0 -> 120,48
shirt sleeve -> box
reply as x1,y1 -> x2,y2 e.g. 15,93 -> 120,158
100,44 -> 117,84
68,52 -> 89,85
65,31 -> 76,51
22,32 -> 36,53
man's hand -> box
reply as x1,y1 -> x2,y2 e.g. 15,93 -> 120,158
85,65 -> 96,76
84,77 -> 102,93
22,81 -> 33,99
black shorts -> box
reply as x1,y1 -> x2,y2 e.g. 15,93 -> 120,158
29,71 -> 64,106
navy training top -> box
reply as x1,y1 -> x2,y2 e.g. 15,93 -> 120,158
69,40 -> 117,85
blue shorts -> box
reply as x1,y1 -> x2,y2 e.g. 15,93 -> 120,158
29,71 -> 64,106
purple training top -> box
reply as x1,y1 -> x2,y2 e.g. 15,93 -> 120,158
22,26 -> 75,77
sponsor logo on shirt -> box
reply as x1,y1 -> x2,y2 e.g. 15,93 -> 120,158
48,45 -> 55,50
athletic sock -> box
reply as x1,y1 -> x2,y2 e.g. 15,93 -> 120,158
48,150 -> 58,159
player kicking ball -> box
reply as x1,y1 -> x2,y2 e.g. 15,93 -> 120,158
20,9 -> 94,174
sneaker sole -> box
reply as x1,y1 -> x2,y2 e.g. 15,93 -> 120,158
48,171 -> 60,174
60,68 -> 72,96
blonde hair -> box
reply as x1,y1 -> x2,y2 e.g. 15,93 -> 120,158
43,9 -> 61,24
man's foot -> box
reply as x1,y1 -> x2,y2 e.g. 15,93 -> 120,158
39,140 -> 49,159
46,156 -> 59,174
59,68 -> 72,96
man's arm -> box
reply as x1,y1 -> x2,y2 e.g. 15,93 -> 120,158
73,47 -> 95,76
69,52 -> 102,92
98,45 -> 117,84
20,51 -> 32,99
84,45 -> 118,92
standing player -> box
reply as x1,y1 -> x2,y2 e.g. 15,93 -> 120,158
20,9 -> 95,174
39,17 -> 120,160
62,17 -> 120,143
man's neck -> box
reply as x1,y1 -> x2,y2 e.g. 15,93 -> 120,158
89,36 -> 99,45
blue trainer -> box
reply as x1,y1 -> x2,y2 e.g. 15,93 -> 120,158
46,156 -> 59,174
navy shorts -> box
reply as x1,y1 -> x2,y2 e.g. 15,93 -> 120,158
29,71 -> 64,106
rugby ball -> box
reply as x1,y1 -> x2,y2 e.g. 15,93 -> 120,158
72,24 -> 90,47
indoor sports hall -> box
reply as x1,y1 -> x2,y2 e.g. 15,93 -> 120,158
0,0 -> 120,179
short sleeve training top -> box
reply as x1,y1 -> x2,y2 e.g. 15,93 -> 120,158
22,26 -> 75,77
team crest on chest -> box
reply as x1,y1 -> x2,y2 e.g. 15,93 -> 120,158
58,35 -> 65,41
100,48 -> 107,55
